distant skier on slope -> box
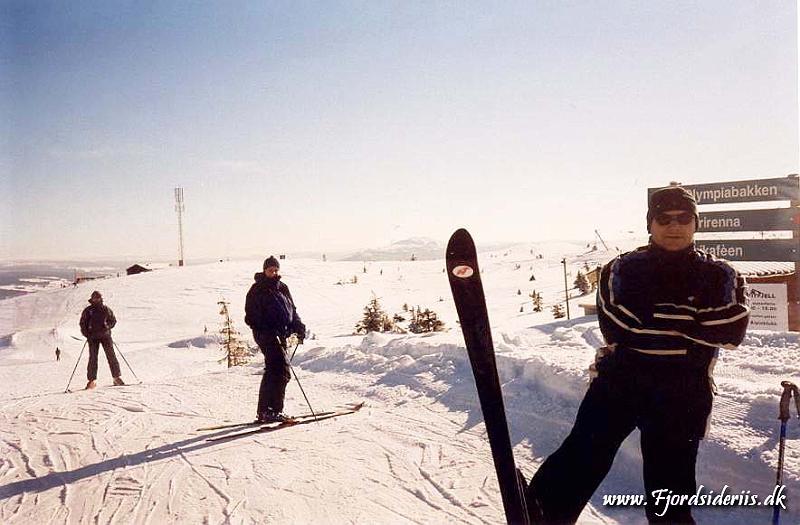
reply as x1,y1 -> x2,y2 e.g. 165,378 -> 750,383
245,256 -> 307,423
526,186 -> 750,524
79,291 -> 124,389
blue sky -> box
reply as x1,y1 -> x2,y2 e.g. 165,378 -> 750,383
1,1 -> 797,261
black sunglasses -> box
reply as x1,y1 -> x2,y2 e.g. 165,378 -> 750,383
654,212 -> 694,226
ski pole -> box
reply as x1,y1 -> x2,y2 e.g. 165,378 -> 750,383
65,340 -> 88,393
113,341 -> 142,384
289,341 -> 301,363
289,363 -> 317,422
773,381 -> 799,525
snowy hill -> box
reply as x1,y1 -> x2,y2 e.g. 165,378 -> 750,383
0,241 -> 798,524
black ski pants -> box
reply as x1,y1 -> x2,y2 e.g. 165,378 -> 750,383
254,331 -> 290,415
526,349 -> 713,524
87,337 -> 121,380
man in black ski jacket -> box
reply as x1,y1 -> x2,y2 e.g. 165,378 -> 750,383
526,186 -> 749,524
245,256 -> 307,423
79,291 -> 124,389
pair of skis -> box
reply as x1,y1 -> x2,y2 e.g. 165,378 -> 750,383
199,402 -> 364,442
446,228 -> 530,525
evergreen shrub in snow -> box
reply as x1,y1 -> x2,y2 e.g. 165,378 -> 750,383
408,306 -> 445,334
355,295 -> 395,334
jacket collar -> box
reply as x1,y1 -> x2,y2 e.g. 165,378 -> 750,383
254,272 -> 282,287
648,237 -> 696,262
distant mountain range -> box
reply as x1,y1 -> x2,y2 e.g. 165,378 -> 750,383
341,237 -> 445,261
340,237 -> 522,262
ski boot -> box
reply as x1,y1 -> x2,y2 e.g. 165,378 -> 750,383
257,409 -> 295,424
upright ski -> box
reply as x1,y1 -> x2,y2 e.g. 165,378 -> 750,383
446,228 -> 529,525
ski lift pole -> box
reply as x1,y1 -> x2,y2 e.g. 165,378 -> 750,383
561,258 -> 570,320
773,381 -> 800,525
64,340 -> 88,393
113,342 -> 142,384
594,229 -> 609,251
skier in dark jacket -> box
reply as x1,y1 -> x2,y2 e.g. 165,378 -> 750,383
526,186 -> 749,524
79,291 -> 124,389
245,256 -> 307,423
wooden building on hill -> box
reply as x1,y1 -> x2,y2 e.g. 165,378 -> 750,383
126,264 -> 152,276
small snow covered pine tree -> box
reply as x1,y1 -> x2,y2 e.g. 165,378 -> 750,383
552,303 -> 566,319
218,300 -> 250,368
408,306 -> 445,333
574,271 -> 591,295
530,290 -> 543,312
355,294 -> 395,333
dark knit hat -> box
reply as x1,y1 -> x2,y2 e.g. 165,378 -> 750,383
647,186 -> 698,232
90,291 -> 102,302
263,256 -> 280,270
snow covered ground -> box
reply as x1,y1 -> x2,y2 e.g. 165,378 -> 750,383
0,241 -> 798,524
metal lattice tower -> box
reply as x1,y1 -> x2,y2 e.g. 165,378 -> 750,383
174,187 -> 185,267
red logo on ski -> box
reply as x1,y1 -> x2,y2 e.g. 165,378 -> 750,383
452,265 -> 474,278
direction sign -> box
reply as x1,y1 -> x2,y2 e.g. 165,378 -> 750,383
697,208 -> 800,232
649,176 -> 799,205
694,239 -> 798,262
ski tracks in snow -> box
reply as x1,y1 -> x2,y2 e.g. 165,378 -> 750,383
367,405 -> 496,524
0,382 -> 237,524
0,367 -> 518,524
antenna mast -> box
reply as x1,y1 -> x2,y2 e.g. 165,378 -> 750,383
174,187 -> 185,267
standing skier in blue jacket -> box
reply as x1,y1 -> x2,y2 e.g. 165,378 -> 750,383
245,256 -> 307,423
526,186 -> 750,524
